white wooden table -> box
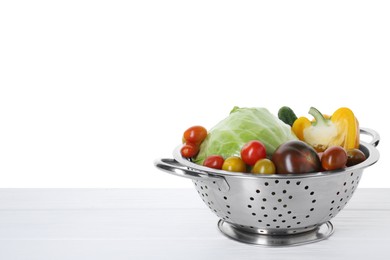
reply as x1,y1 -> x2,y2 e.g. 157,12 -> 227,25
0,188 -> 389,260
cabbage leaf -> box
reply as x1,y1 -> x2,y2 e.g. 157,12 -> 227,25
194,107 -> 297,164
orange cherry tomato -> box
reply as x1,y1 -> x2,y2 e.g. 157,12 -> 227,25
222,156 -> 246,173
183,126 -> 207,145
251,159 -> 276,174
180,143 -> 199,158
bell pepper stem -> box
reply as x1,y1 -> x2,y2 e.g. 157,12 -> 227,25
309,107 -> 328,126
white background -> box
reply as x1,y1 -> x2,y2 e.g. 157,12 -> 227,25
0,0 -> 388,188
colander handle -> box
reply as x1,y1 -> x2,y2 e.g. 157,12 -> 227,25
360,127 -> 380,147
154,158 -> 230,192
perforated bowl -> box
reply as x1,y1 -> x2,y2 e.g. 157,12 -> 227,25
155,128 -> 380,246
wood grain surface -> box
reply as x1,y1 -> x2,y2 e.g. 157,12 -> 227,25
0,188 -> 389,260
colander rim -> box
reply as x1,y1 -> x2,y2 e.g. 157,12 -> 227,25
172,141 -> 379,179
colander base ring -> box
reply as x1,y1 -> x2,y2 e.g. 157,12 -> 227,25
218,220 -> 334,246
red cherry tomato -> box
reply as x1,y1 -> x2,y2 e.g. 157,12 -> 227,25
183,126 -> 207,145
240,140 -> 267,166
203,155 -> 224,170
321,146 -> 348,171
180,143 -> 199,158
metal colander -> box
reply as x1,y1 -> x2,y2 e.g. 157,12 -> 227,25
155,128 -> 380,246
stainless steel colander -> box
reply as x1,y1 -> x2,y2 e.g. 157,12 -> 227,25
155,128 -> 380,246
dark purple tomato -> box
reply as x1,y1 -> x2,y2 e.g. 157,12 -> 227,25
321,146 -> 347,171
346,148 -> 366,167
272,140 -> 321,174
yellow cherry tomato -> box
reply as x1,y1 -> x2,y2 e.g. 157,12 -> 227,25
251,159 -> 276,174
222,156 -> 246,173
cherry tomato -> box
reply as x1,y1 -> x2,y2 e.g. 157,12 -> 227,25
251,159 -> 276,174
321,146 -> 347,171
203,155 -> 225,170
240,140 -> 267,166
180,143 -> 199,158
183,126 -> 207,145
346,149 -> 366,167
222,156 -> 246,173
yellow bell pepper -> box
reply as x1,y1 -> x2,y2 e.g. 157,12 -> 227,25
292,107 -> 359,152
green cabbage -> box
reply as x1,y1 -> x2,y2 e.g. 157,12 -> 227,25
194,107 -> 297,164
